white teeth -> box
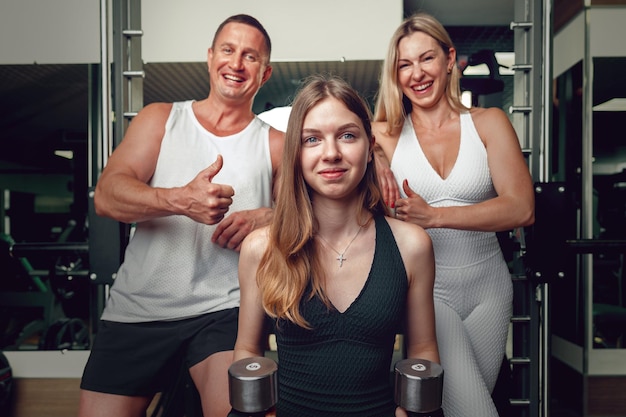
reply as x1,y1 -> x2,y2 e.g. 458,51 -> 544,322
414,82 -> 432,91
224,74 -> 243,82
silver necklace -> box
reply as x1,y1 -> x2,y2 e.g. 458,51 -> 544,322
317,226 -> 362,268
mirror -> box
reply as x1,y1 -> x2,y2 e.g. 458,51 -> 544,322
591,57 -> 626,349
0,64 -> 92,351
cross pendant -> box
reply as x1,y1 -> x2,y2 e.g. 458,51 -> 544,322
336,253 -> 346,267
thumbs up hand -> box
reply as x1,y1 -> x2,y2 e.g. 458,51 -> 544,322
394,179 -> 435,229
180,154 -> 235,225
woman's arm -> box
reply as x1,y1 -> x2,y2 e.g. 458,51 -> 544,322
371,121 -> 401,208
388,218 -> 439,364
234,228 -> 271,361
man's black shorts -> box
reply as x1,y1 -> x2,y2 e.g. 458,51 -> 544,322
80,307 -> 238,396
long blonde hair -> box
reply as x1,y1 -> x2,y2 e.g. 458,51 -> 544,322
258,75 -> 388,328
374,12 -> 468,135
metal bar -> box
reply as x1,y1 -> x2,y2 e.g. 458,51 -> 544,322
100,0 -> 111,171
509,106 -> 533,113
511,64 -> 533,71
122,29 -> 143,36
112,0 -> 125,148
122,70 -> 145,78
28,270 -> 90,277
566,239 -> 626,253
510,21 -> 533,29
10,242 -> 89,257
127,0 -> 143,117
510,3 -> 547,414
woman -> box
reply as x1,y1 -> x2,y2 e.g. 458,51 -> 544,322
372,13 -> 535,417
233,75 -> 439,417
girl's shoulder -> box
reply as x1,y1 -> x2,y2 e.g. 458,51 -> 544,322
384,216 -> 431,253
241,226 -> 271,258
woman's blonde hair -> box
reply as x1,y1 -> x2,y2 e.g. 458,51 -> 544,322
374,12 -> 468,135
258,74 -> 388,328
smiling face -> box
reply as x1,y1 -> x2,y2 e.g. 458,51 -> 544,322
207,22 -> 272,104
396,31 -> 455,110
300,97 -> 372,202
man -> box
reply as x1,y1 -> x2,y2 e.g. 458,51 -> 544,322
78,14 -> 283,417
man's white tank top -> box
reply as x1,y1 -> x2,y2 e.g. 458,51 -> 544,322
101,100 -> 273,322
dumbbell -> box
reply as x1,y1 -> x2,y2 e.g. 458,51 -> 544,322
228,356 -> 278,417
394,358 -> 444,417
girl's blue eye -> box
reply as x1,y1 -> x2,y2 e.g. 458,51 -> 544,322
303,136 -> 319,144
341,133 -> 355,140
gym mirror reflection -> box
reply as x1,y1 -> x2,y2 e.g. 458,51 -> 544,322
546,60 -> 584,348
550,58 -> 626,350
0,64 -> 91,351
591,57 -> 626,350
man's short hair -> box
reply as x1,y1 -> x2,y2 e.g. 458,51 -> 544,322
212,14 -> 272,62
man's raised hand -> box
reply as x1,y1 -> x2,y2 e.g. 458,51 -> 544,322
180,155 -> 235,225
